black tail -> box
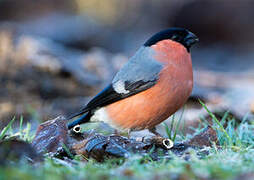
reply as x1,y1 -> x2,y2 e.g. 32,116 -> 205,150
67,110 -> 87,120
67,112 -> 92,129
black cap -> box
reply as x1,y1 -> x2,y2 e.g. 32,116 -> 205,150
144,27 -> 199,52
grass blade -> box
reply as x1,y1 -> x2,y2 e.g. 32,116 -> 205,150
0,116 -> 15,140
173,106 -> 185,141
19,115 -> 23,132
163,123 -> 171,139
24,122 -> 31,141
220,110 -> 230,126
61,143 -> 74,159
19,115 -> 24,137
198,99 -> 232,145
170,114 -> 175,139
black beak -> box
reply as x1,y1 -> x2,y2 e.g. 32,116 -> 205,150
185,32 -> 199,48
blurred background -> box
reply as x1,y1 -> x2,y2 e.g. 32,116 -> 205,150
0,0 -> 254,133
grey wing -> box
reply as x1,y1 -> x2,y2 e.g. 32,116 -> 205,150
112,46 -> 163,94
69,46 -> 163,117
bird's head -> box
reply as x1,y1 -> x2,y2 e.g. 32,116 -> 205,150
144,28 -> 199,52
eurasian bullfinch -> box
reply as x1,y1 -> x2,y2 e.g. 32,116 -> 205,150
68,27 -> 199,137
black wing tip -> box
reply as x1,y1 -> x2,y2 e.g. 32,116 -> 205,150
67,109 -> 88,120
67,79 -> 158,129
67,112 -> 91,129
67,121 -> 78,129
85,84 -> 122,109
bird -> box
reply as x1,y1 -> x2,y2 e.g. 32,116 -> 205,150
67,27 -> 198,138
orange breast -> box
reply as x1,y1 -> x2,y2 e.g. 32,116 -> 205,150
106,40 -> 193,130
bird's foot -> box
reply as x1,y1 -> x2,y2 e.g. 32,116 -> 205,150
149,127 -> 174,149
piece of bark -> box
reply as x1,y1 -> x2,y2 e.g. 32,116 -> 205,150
31,116 -> 211,161
31,116 -> 68,154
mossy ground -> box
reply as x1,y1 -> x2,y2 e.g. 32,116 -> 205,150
1,106 -> 254,180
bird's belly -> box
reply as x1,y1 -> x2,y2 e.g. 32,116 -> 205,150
104,67 -> 193,130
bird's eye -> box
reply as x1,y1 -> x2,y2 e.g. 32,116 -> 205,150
172,35 -> 181,41
171,35 -> 178,40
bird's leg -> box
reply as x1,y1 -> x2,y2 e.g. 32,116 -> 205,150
127,129 -> 132,139
114,129 -> 120,135
148,127 -> 163,137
